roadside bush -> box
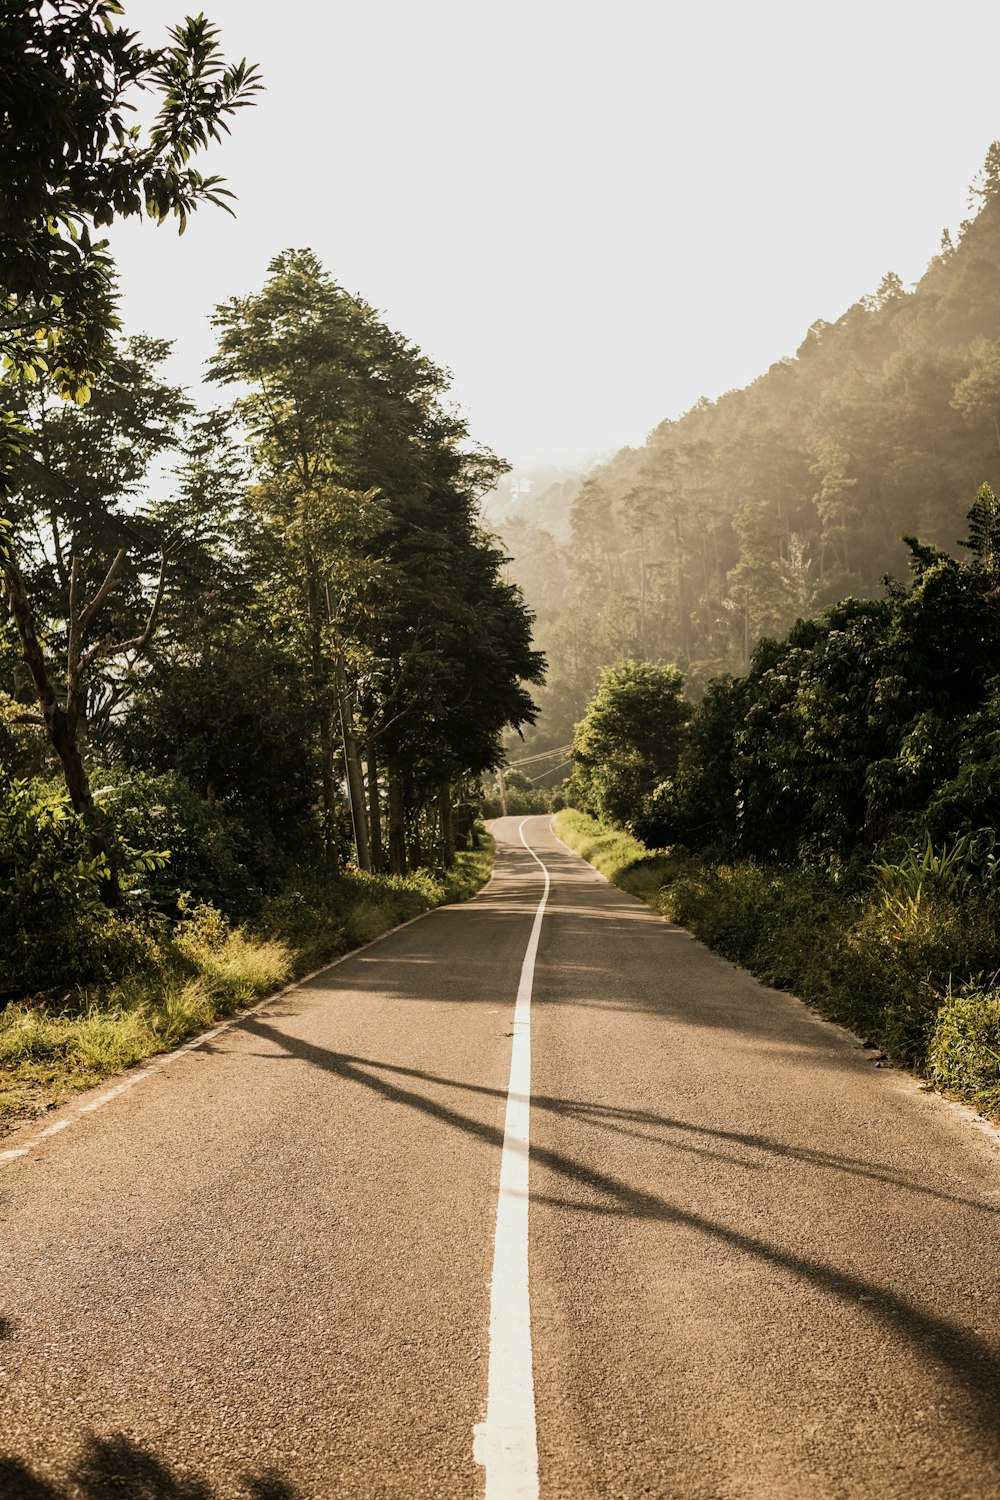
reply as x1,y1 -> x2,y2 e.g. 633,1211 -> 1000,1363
554,806 -> 676,902
258,867 -> 439,973
844,889 -> 996,1060
572,660 -> 688,830
927,979 -> 1000,1113
0,692 -> 50,779
0,841 -> 495,1129
481,784 -> 553,818
554,808 -> 1000,1113
97,768 -> 263,918
0,771 -> 156,998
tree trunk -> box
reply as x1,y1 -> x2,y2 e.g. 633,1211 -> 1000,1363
305,568 -> 338,867
454,782 -> 475,850
335,659 -> 371,872
366,733 -> 384,873
674,511 -> 690,660
407,801 -> 425,870
4,558 -> 122,905
438,780 -> 455,866
387,769 -> 407,876
318,709 -> 338,867
638,523 -> 646,658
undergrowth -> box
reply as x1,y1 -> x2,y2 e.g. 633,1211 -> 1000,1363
553,809 -> 1000,1121
0,841 -> 493,1134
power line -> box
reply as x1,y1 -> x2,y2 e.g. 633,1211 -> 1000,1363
525,757 -> 573,784
506,743 -> 573,768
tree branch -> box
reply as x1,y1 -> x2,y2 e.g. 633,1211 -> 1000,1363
78,547 -> 171,670
77,547 -> 127,637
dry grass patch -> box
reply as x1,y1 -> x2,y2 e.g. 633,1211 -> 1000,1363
1,840 -> 495,1136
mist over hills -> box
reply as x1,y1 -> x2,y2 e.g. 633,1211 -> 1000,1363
494,145 -> 1000,766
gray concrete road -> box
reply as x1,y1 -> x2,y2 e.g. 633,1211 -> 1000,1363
1,815 -> 998,1499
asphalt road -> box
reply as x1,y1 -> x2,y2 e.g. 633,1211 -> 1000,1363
1,816 -> 999,1499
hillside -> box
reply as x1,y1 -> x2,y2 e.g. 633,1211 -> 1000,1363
498,146 -> 1000,762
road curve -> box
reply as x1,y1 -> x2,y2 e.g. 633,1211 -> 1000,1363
1,816 -> 998,1499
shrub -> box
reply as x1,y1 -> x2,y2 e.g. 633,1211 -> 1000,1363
572,660 -> 688,830
481,784 -> 553,818
0,771 -> 156,998
927,980 -> 1000,1113
97,768 -> 262,918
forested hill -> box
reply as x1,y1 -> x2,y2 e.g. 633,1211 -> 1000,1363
500,145 -> 1000,760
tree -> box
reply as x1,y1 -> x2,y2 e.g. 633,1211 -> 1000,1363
212,249 -> 543,873
572,660 -> 688,831
0,3 -> 260,424
210,250 -> 394,867
0,2 -> 260,896
1,335 -> 192,897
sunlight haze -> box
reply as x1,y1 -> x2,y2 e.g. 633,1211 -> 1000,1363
111,0 -> 1000,470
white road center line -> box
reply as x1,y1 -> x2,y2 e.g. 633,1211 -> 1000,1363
474,818 -> 550,1499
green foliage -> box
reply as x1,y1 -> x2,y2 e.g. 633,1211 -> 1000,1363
961,481 -> 1000,571
98,769 -> 262,918
0,3 -> 260,423
872,831 -> 970,927
632,497 -> 1000,866
0,838 -> 494,1130
481,778 -> 555,818
554,807 -> 675,903
254,853 -> 491,974
208,248 -> 543,867
572,659 -> 688,832
0,770 -> 155,996
0,689 -> 48,777
115,625 -> 320,861
927,979 -> 1000,1112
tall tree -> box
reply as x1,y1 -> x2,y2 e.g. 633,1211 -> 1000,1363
0,2 -> 260,896
211,249 -> 544,871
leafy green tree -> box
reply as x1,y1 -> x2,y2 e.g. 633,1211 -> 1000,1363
116,623 -> 320,866
1,334 -> 191,896
0,2 -> 259,897
212,249 -> 543,874
653,484 -> 1000,866
210,249 -> 398,867
0,3 -> 260,418
572,660 -> 688,831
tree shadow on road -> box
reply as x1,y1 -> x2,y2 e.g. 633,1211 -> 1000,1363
242,1014 -> 1000,1452
0,1434 -> 298,1499
244,1024 -> 999,1218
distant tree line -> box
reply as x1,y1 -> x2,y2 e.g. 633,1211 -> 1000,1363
571,485 -> 1000,878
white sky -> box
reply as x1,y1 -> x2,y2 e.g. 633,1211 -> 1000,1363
111,0 -> 1000,472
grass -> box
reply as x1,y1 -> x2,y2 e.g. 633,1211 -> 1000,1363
552,808 -> 679,902
553,809 -> 1000,1122
0,840 -> 494,1135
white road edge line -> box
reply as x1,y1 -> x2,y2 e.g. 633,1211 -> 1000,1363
0,895 -> 476,1170
474,816 -> 550,1499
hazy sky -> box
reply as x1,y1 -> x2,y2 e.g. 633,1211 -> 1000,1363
111,0 -> 1000,472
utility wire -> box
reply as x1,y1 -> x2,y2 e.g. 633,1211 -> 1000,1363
506,742 -> 573,768
525,757 -> 573,784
